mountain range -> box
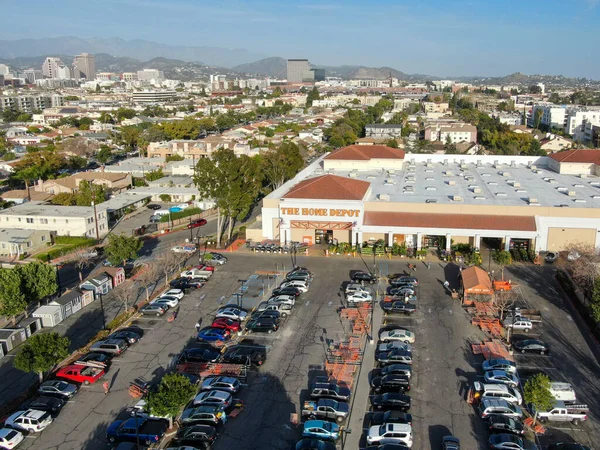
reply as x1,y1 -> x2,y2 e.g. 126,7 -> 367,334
0,36 -> 596,85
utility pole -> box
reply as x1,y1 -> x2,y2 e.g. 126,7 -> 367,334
189,217 -> 193,242
237,279 -> 247,308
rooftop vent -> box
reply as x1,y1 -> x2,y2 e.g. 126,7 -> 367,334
501,171 -> 511,177
377,194 -> 390,201
472,187 -> 482,194
366,175 -> 376,179
510,160 -> 516,167
452,195 -> 463,202
574,199 -> 586,203
384,179 -> 396,185
426,186 -> 437,191
512,182 -> 521,188
403,187 -> 414,193
592,195 -> 600,199
516,189 -> 527,193
528,197 -> 539,205
388,169 -> 396,175
425,177 -> 435,181
447,180 -> 456,186
349,171 -> 358,178
474,196 -> 486,200
496,192 -> 507,197
573,184 -> 584,188
481,173 -> 491,177
590,181 -> 600,187
488,182 -> 498,186
531,164 -> 537,171
580,174 -> 587,179
445,170 -> 454,176
568,190 -> 576,196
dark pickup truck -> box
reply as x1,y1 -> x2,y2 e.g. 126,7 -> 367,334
106,417 -> 167,445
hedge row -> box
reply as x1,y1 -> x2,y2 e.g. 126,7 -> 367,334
160,207 -> 203,223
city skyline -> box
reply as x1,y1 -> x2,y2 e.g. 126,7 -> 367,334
1,0 -> 600,78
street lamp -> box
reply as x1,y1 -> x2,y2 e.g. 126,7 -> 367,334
237,279 -> 247,308
189,218 -> 194,242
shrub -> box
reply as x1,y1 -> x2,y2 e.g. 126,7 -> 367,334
159,194 -> 172,202
54,236 -> 96,246
159,207 -> 202,222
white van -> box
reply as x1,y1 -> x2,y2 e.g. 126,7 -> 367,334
474,382 -> 522,405
153,210 -> 171,217
549,382 -> 576,403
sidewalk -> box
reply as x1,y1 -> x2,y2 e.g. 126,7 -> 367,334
343,281 -> 385,449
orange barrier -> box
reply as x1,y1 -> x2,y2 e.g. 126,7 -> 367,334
471,339 -> 512,361
226,239 -> 246,252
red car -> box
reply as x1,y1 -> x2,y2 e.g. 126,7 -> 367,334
211,318 -> 242,333
195,264 -> 215,272
55,363 -> 105,385
187,219 -> 208,229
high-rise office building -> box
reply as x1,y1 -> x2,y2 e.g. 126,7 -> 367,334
310,68 -> 326,82
72,53 -> 96,79
137,69 -> 164,81
287,59 -> 310,83
42,57 -> 71,79
23,69 -> 43,83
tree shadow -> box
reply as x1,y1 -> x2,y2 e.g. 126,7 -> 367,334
428,424 -> 451,449
443,262 -> 462,291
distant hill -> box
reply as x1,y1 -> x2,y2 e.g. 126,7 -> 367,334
0,36 -> 266,68
458,72 -> 598,86
232,57 -> 287,78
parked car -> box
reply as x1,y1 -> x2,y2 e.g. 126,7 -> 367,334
489,433 -> 537,450
267,294 -> 296,306
377,342 -> 411,353
547,444 -> 592,450
28,396 -> 65,414
151,296 -> 179,309
211,318 -> 242,333
146,204 -> 161,210
347,291 -> 373,303
170,277 -> 192,289
545,252 -> 558,263
245,317 -> 279,334
512,339 -> 549,355
387,286 -> 416,297
389,276 -> 418,286
187,219 -> 207,229
197,327 -> 231,342
370,393 -> 411,411
286,272 -> 312,282
351,271 -> 377,284
207,252 -> 227,265
367,423 -> 413,447
369,410 -> 412,426
187,278 -> 206,289
192,390 -> 232,408
441,436 -> 461,450
376,349 -> 413,366
172,424 -> 218,448
252,309 -> 283,321
279,280 -> 309,293
180,404 -> 226,427
139,304 -> 167,316
216,306 -> 248,321
177,347 -> 221,364
379,328 -> 415,344
200,376 -> 241,394
159,289 -> 185,300
90,339 -> 129,356
38,380 -> 78,399
109,330 -> 141,345
371,375 -> 410,393
504,317 -> 533,332
382,302 -> 417,315
55,363 -> 106,385
310,383 -> 351,402
479,399 -> 523,419
482,359 -> 517,374
484,370 -> 520,388
77,352 -> 112,367
106,417 -> 167,445
0,428 -> 24,449
302,420 -> 340,441
486,414 -> 525,435
378,363 -> 412,379
295,438 -> 336,450
473,382 -> 522,405
272,286 -> 302,297
220,345 -> 266,366
5,410 -> 53,433
344,283 -> 368,295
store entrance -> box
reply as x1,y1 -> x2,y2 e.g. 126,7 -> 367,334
315,229 -> 334,245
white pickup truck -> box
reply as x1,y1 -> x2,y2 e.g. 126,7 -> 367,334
535,401 -> 588,425
181,268 -> 212,280
549,382 -> 577,403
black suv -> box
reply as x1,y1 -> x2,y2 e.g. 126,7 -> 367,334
170,277 -> 192,290
351,271 -> 377,284
370,392 -> 411,411
173,424 -> 218,447
310,383 -> 352,402
221,345 -> 266,366
245,317 -> 279,334
382,301 -> 417,315
486,414 -> 524,436
28,396 -> 65,414
371,375 -> 410,393
178,347 -> 221,364
272,286 -> 301,297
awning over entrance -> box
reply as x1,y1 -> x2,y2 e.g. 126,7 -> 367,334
363,212 -> 537,232
290,220 -> 353,230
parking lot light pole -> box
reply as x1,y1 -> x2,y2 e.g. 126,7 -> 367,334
238,279 -> 247,308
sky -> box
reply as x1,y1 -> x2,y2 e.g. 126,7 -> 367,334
2,0 -> 600,78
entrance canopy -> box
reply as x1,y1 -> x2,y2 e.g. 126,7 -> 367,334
461,266 -> 494,305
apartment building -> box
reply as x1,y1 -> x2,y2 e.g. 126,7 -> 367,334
365,124 -> 403,140
423,102 -> 450,114
528,105 -> 567,129
137,69 -> 164,81
566,109 -> 600,142
0,202 -> 109,238
0,95 -> 55,113
132,90 -> 177,103
424,123 -> 477,143
41,57 -> 71,79
147,138 -> 230,159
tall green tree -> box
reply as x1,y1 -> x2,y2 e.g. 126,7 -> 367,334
104,234 -> 142,266
0,269 -> 27,317
260,142 -> 304,190
492,250 -> 512,280
76,180 -> 107,206
120,126 -> 141,151
96,145 -> 113,164
14,333 -> 70,382
523,373 -> 555,425
146,373 -> 196,426
17,262 -> 58,304
306,87 -> 321,107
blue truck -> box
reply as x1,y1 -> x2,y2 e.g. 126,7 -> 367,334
106,417 -> 167,445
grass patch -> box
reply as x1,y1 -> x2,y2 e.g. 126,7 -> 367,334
35,237 -> 97,261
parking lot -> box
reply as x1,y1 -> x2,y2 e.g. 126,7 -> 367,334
11,254 -> 600,450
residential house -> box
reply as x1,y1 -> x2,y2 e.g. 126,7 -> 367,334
147,137 -> 230,159
34,172 -> 132,194
80,273 -> 113,296
147,176 -> 194,188
0,202 -> 109,238
103,267 -> 126,289
424,123 -> 477,144
1,190 -> 54,204
540,135 -> 573,153
0,229 -> 52,257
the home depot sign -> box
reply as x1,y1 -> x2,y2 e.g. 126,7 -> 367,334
281,207 -> 361,217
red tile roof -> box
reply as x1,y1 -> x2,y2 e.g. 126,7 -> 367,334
549,149 -> 600,164
325,145 -> 405,161
283,175 -> 370,200
363,211 -> 536,232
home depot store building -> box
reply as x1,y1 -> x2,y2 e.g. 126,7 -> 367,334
253,146 -> 600,252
